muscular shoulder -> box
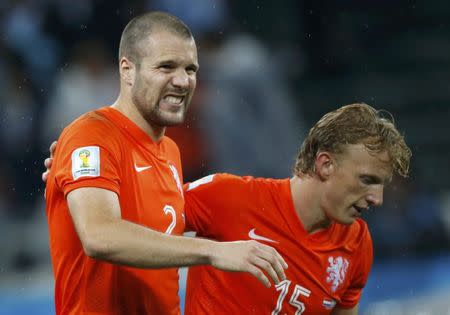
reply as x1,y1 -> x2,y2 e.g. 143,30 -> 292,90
187,173 -> 282,194
59,108 -> 117,141
185,174 -> 289,213
186,173 -> 244,195
54,108 -> 123,164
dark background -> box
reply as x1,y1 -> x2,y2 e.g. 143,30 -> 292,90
0,1 -> 449,314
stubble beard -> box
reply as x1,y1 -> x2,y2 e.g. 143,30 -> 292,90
131,79 -> 190,128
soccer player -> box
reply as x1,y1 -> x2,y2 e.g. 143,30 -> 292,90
44,12 -> 287,315
45,104 -> 411,314
181,103 -> 411,314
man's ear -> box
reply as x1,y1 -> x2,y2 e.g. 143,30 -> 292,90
314,151 -> 335,181
119,57 -> 136,86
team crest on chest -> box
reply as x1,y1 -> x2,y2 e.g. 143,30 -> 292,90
326,256 -> 349,292
168,163 -> 183,197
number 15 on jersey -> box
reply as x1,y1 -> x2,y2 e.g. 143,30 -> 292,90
272,280 -> 311,315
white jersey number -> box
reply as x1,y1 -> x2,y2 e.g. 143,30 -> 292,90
272,280 -> 311,315
163,205 -> 177,234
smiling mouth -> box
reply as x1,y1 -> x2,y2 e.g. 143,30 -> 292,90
159,95 -> 186,112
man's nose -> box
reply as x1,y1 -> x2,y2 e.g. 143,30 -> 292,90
367,185 -> 384,207
171,70 -> 189,89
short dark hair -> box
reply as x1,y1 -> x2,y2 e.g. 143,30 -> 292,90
294,103 -> 412,178
118,11 -> 194,64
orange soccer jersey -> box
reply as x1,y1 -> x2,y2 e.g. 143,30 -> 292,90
45,107 -> 185,315
184,174 -> 373,314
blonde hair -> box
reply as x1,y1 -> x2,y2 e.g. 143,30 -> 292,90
294,103 -> 411,177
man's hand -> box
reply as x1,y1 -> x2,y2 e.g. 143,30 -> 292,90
208,240 -> 288,288
42,141 -> 57,182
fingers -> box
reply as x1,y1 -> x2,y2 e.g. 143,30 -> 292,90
251,244 -> 287,285
209,240 -> 288,288
251,256 -> 282,287
49,141 -> 57,158
44,157 -> 53,169
247,264 -> 271,288
259,243 -> 288,270
42,157 -> 53,183
42,141 -> 56,190
42,170 -> 49,183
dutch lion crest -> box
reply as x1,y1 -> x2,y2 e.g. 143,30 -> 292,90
326,256 -> 349,292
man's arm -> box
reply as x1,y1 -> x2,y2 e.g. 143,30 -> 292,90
67,187 -> 288,288
331,304 -> 358,315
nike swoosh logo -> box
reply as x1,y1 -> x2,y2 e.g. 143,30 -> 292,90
134,163 -> 152,172
248,228 -> 278,243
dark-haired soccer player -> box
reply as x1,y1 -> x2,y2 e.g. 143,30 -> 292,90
44,11 -> 287,315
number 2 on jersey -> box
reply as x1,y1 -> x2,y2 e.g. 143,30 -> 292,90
163,205 -> 176,234
272,280 -> 311,315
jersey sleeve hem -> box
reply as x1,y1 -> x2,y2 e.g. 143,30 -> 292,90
62,177 -> 120,198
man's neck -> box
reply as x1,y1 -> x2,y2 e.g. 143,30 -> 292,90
289,175 -> 332,234
111,94 -> 165,142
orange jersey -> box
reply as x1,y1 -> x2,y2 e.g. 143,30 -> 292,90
184,174 -> 373,314
45,107 -> 185,315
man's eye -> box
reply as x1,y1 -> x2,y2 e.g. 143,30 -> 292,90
186,67 -> 197,74
360,176 -> 373,185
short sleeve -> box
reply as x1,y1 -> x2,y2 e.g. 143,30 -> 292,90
53,117 -> 121,198
338,227 -> 373,308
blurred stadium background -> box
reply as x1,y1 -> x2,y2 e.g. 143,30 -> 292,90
1,0 -> 450,314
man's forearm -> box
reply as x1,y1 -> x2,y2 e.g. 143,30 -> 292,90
84,217 -> 213,268
83,216 -> 289,287
67,187 -> 287,287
